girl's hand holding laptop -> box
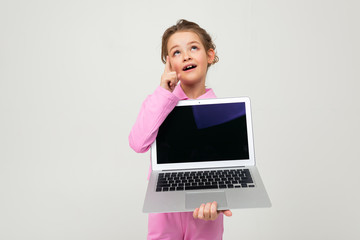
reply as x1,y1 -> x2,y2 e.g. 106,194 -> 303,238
193,201 -> 232,221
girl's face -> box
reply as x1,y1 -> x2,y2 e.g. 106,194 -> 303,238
167,31 -> 214,86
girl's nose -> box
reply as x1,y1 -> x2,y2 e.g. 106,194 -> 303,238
183,52 -> 192,61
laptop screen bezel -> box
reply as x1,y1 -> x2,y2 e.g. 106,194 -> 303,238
151,97 -> 255,171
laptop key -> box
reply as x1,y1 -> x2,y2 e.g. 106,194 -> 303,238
241,178 -> 253,184
159,183 -> 171,188
185,185 -> 218,190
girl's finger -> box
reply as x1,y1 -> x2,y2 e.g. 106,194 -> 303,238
220,210 -> 233,217
210,201 -> 218,220
164,56 -> 172,73
198,204 -> 205,219
204,202 -> 211,220
193,208 -> 199,219
170,73 -> 178,90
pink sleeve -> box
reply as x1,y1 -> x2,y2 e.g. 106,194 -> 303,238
129,86 -> 180,153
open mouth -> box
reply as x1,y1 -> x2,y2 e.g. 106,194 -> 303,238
183,64 -> 197,71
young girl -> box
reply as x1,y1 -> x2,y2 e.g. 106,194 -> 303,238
129,19 -> 232,240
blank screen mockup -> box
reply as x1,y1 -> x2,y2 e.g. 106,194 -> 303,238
156,102 -> 249,164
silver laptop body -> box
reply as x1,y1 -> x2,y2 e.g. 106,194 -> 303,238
143,97 -> 271,213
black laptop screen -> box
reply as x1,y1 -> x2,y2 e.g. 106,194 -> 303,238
156,102 -> 249,164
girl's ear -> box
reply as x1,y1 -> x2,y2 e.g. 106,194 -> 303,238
207,48 -> 215,64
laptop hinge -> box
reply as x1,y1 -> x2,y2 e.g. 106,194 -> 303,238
161,166 -> 246,172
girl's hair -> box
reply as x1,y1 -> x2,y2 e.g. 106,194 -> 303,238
161,19 -> 219,67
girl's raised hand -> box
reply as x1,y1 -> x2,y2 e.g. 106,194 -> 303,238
160,56 -> 180,92
193,201 -> 232,221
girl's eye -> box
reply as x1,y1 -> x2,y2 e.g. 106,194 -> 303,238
173,50 -> 180,56
191,46 -> 198,51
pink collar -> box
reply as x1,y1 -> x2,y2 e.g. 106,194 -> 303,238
173,84 -> 216,100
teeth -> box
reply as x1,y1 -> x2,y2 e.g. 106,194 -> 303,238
185,65 -> 195,70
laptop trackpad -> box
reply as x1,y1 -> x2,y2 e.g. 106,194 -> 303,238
185,191 -> 228,210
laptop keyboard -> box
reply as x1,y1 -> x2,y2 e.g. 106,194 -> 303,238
156,168 -> 254,192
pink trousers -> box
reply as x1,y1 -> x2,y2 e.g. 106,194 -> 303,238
147,212 -> 224,240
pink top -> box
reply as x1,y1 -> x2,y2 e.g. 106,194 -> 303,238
129,84 -> 216,154
129,85 -> 223,238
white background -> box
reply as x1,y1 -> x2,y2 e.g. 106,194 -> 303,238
1,0 -> 359,239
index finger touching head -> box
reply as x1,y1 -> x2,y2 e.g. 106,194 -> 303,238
164,55 -> 172,72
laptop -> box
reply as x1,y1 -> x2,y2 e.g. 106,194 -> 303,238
143,97 -> 271,213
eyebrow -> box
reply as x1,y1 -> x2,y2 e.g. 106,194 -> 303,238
169,41 -> 201,53
188,41 -> 200,45
169,45 -> 179,53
